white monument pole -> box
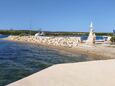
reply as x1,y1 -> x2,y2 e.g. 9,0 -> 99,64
86,22 -> 96,45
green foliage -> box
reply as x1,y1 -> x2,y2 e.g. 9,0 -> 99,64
0,30 -> 113,36
95,32 -> 112,36
110,36 -> 115,42
19,33 -> 27,36
45,32 -> 89,36
0,30 -> 37,35
45,32 -> 112,36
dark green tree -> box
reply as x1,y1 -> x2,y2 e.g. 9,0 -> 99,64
110,36 -> 115,44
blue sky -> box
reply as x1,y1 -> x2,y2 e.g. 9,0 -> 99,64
0,0 -> 115,32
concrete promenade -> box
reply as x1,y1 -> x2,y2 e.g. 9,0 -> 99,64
8,59 -> 115,86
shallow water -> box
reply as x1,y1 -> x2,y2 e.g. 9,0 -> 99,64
0,39 -> 95,86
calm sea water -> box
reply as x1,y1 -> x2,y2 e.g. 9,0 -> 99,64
0,35 -> 98,86
81,36 -> 107,40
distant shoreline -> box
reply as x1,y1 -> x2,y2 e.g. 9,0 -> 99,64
3,36 -> 115,60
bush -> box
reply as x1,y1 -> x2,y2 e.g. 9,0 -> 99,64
19,33 -> 27,36
110,36 -> 115,43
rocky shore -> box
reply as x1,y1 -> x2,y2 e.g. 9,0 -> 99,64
4,35 -> 115,59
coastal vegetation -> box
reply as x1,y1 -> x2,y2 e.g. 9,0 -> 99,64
110,36 -> 115,44
0,30 -> 37,35
0,30 -> 113,36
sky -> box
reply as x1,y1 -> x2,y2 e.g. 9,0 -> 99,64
0,0 -> 115,32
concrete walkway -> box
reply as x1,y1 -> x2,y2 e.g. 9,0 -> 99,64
8,59 -> 115,86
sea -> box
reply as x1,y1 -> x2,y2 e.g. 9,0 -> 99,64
0,35 -> 103,86
81,36 -> 107,40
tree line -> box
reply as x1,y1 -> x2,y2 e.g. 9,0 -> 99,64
0,30 -> 37,35
0,30 -> 113,36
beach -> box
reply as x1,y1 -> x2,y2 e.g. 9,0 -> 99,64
4,35 -> 115,59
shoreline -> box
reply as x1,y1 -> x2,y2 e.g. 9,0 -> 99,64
3,36 -> 115,60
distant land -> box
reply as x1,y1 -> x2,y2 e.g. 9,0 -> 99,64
0,30 -> 113,36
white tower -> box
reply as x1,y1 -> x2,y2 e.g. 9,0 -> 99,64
86,22 -> 96,45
